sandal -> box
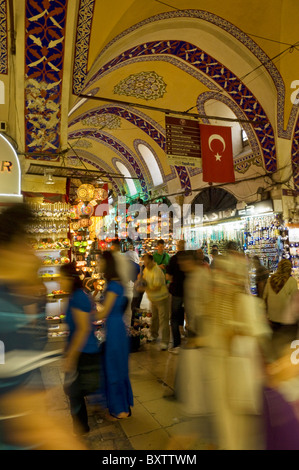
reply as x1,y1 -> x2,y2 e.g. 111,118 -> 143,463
108,407 -> 131,420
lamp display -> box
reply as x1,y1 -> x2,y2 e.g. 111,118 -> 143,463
77,184 -> 95,201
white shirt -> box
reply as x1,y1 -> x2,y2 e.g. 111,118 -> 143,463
125,250 -> 140,264
143,264 -> 169,302
263,276 -> 298,324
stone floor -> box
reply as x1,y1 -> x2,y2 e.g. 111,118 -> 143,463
42,340 -> 217,451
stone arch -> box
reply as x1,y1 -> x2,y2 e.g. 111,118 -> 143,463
84,39 -> 277,174
69,104 -> 185,188
68,128 -> 149,199
92,9 -> 291,138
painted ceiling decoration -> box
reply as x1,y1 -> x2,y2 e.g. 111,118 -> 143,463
81,113 -> 122,130
83,39 -> 277,173
72,0 -> 95,95
0,0 -> 7,75
1,2 -> 299,201
92,9 -> 294,139
113,71 -> 167,101
25,0 -> 67,156
70,138 -> 92,149
69,104 -> 191,192
292,117 -> 299,191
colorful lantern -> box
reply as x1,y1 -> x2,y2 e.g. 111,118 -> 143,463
77,184 -> 95,201
78,202 -> 94,217
93,187 -> 108,202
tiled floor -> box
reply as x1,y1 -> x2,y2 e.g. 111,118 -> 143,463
43,340 -> 217,451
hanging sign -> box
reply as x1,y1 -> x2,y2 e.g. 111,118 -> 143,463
165,116 -> 202,168
0,133 -> 22,203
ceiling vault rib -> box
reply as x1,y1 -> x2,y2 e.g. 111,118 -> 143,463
77,93 -> 265,126
25,164 -> 139,181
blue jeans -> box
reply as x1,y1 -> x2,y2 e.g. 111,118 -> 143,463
170,296 -> 184,348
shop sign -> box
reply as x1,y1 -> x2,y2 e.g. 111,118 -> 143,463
0,133 -> 22,202
165,115 -> 202,168
238,200 -> 273,217
282,189 -> 298,197
202,208 -> 237,223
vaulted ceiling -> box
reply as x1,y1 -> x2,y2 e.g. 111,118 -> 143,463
1,0 -> 299,205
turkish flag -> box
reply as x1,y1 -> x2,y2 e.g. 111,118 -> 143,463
200,124 -> 235,183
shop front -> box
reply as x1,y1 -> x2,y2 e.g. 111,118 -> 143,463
189,198 -> 288,274
0,133 -> 23,207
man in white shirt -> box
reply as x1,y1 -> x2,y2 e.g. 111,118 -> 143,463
125,244 -> 140,264
142,253 -> 170,350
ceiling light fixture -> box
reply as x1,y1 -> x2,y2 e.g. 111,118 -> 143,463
44,169 -> 55,185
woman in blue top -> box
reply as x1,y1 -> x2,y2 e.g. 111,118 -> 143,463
60,262 -> 101,435
96,251 -> 133,420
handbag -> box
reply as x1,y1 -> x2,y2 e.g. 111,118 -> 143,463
134,276 -> 147,293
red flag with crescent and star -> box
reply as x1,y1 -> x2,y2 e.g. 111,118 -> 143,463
199,124 -> 235,183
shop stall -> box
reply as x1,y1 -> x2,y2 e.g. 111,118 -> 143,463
286,224 -> 299,287
25,201 -> 71,342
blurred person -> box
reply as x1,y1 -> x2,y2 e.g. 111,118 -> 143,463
130,262 -> 144,326
95,251 -> 133,420
142,253 -> 170,350
196,249 -> 210,269
125,244 -> 141,284
111,238 -> 133,287
0,203 -> 86,450
262,291 -> 299,449
174,250 -> 212,419
153,239 -> 170,275
210,246 -> 219,269
179,250 -> 211,343
60,262 -> 101,436
111,238 -> 134,325
252,255 -> 269,298
166,240 -> 186,353
205,250 -> 272,449
263,259 -> 298,358
125,244 -> 140,264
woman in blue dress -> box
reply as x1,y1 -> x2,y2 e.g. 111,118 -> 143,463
96,251 -> 133,419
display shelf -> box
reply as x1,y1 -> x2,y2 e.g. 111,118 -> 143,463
40,263 -> 69,267
39,276 -> 60,281
36,249 -> 68,253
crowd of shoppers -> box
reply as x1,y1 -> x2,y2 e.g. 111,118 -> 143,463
1,202 -> 299,450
